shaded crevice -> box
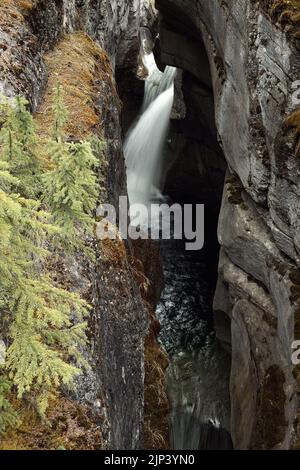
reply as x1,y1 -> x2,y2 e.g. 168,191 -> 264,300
118,11 -> 233,448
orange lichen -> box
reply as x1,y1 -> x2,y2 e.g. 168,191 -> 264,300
18,0 -> 34,11
128,255 -> 151,298
100,236 -> 127,266
271,0 -> 300,26
1,0 -> 39,11
0,1 -> 25,26
35,32 -> 116,141
284,109 -> 300,155
260,0 -> 300,35
0,0 -> 39,20
144,333 -> 170,450
129,247 -> 170,450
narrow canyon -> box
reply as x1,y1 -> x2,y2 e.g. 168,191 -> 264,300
0,0 -> 300,452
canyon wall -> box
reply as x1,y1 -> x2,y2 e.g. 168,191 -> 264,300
0,0 -> 148,450
0,0 -> 142,107
2,0 -> 300,451
155,0 -> 300,449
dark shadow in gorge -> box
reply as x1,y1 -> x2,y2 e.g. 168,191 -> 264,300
157,177 -> 233,449
157,148 -> 232,449
155,33 -> 233,448
117,18 -> 233,449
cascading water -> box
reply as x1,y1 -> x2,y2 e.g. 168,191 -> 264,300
124,51 -> 232,450
125,53 -> 176,206
142,54 -> 177,112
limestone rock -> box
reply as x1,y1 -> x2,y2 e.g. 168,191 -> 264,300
156,0 -> 300,449
0,0 -> 149,450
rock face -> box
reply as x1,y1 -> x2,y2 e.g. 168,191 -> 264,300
0,0 -> 148,450
0,0 -> 142,109
156,0 -> 300,449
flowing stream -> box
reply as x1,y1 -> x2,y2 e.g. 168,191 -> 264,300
125,53 -> 176,206
157,240 -> 232,450
124,54 -> 232,450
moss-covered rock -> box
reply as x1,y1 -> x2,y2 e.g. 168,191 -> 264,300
35,32 -> 117,141
0,1 -> 148,450
0,396 -> 104,450
259,0 -> 300,32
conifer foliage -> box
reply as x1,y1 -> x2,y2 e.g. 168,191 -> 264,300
0,96 -> 41,198
43,84 -> 99,245
0,85 -> 100,435
43,85 -> 99,247
0,377 -> 19,436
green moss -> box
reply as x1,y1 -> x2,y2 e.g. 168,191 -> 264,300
0,397 -> 104,450
259,0 -> 300,31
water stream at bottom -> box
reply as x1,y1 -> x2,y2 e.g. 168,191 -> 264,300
124,48 -> 232,450
156,237 -> 233,450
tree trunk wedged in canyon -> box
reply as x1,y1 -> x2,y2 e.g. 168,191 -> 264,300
155,0 -> 300,450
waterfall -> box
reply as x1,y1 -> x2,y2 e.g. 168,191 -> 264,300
125,53 -> 176,206
124,50 -> 233,451
142,59 -> 177,112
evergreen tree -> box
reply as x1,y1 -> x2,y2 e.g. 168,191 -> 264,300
0,96 -> 42,198
0,377 -> 19,436
0,94 -> 94,428
0,87 -> 103,434
0,171 -> 89,416
51,82 -> 67,142
6,277 -> 89,416
43,84 -> 99,247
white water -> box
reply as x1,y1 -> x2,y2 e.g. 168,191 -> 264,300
142,63 -> 177,113
125,53 -> 176,206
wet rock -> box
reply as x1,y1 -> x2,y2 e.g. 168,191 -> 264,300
156,239 -> 213,356
156,0 -> 300,449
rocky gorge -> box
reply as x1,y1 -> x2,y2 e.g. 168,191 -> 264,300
154,0 -> 300,450
0,0 -> 300,452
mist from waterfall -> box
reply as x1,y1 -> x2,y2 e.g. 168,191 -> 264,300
124,53 -> 176,206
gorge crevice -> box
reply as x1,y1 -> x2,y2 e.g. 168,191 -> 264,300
119,0 -> 300,451
1,0 -> 300,452
121,7 -> 233,448
154,0 -> 300,450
